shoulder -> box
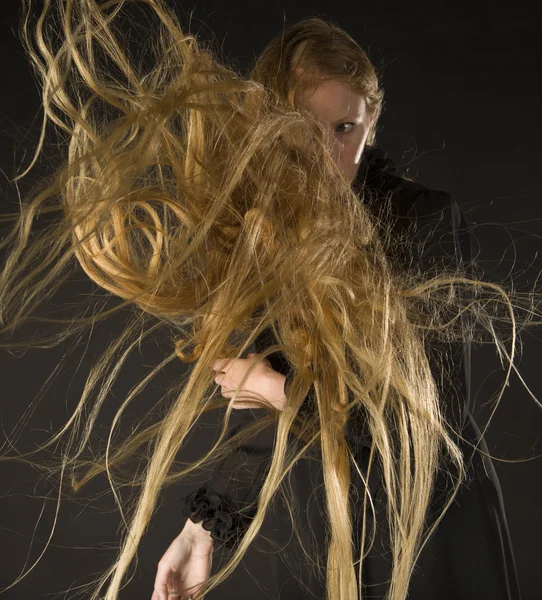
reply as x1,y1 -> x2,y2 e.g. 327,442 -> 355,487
356,146 -> 471,271
356,145 -> 454,219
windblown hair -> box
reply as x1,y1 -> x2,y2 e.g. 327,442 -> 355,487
0,2 -> 538,600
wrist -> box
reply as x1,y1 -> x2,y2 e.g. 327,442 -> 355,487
182,517 -> 215,548
266,370 -> 287,411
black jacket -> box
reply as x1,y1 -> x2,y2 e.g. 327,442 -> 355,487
264,144 -> 475,439
179,146 -> 521,599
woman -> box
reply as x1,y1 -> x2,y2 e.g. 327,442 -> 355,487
153,18 -> 520,600
0,3 -> 532,600
153,19 -> 520,600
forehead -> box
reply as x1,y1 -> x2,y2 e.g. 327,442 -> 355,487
299,78 -> 367,122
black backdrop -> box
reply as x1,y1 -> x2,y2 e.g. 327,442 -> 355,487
1,1 -> 540,599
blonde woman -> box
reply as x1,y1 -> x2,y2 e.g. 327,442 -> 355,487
0,3 -> 533,600
154,18 -> 520,600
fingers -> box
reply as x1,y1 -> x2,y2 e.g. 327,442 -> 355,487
212,353 -> 276,410
154,528 -> 214,600
212,352 -> 263,373
153,562 -> 173,600
154,557 -> 185,600
153,560 -> 211,600
151,590 -> 170,600
212,357 -> 236,372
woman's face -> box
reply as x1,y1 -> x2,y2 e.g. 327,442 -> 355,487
296,68 -> 372,185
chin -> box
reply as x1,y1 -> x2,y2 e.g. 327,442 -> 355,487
345,170 -> 356,185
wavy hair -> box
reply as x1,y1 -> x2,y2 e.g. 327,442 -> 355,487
0,2 -> 539,600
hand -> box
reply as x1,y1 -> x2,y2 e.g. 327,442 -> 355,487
152,518 -> 214,600
212,352 -> 287,411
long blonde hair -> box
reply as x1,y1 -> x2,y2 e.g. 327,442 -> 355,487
0,2 -> 538,599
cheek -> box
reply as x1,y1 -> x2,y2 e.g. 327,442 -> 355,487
336,138 -> 362,163
348,133 -> 367,163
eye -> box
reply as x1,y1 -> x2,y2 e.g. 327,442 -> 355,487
335,122 -> 356,135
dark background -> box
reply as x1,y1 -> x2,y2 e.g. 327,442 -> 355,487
1,0 -> 540,599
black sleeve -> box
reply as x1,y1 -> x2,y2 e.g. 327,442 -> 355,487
398,188 -> 475,434
248,180 -> 475,444
179,408 -> 275,552
281,187 -> 475,436
450,195 -> 476,424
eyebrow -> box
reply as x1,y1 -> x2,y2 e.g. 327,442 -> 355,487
333,115 -> 361,124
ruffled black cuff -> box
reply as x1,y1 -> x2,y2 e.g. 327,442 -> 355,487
180,486 -> 253,549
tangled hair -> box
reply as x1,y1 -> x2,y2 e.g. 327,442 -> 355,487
0,2 -> 539,599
